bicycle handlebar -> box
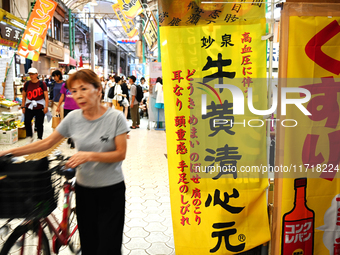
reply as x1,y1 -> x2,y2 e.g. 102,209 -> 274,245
0,154 -> 14,165
0,154 -> 76,180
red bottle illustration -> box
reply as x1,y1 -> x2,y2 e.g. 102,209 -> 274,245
282,178 -> 315,255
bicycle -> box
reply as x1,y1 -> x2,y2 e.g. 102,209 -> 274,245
0,153 -> 81,255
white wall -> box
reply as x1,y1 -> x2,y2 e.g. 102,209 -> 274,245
11,0 -> 29,21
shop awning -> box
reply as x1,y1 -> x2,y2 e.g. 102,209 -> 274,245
69,57 -> 77,67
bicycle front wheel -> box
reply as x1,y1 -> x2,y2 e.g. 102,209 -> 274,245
0,223 -> 50,255
68,191 -> 81,254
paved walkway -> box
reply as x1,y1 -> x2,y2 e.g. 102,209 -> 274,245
0,115 -> 174,255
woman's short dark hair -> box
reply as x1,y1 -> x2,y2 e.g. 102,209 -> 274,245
67,69 -> 101,90
52,70 -> 62,80
114,76 -> 121,83
140,77 -> 145,82
156,77 -> 162,84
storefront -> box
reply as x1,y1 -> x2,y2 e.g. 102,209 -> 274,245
0,9 -> 25,78
32,40 -> 64,77
58,48 -> 77,74
0,9 -> 25,99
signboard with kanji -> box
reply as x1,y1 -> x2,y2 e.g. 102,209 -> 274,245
0,22 -> 21,44
160,1 -> 270,254
273,3 -> 340,255
143,13 -> 158,51
112,3 -> 138,38
117,0 -> 142,19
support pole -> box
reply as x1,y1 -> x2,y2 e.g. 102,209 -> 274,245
90,7 -> 95,71
142,35 -> 145,63
69,9 -> 73,58
267,1 -> 275,253
126,55 -> 129,76
103,22 -> 108,78
73,17 -> 76,59
117,48 -> 121,75
266,0 -> 275,174
157,12 -> 161,62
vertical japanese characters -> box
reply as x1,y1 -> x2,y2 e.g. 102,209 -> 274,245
241,32 -> 253,94
17,0 -> 57,61
173,69 -> 202,226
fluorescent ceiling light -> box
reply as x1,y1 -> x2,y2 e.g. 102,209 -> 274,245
90,0 -> 98,6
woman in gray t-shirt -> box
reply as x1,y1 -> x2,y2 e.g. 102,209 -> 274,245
1,69 -> 130,255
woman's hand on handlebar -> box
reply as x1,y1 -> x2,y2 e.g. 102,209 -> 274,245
0,150 -> 12,158
65,151 -> 92,168
0,153 -> 13,164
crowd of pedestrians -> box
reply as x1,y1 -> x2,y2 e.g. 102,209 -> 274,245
19,67 -> 152,144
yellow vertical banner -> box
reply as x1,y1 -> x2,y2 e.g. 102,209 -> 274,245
117,0 -> 143,19
17,0 -> 57,61
160,1 -> 270,254
274,3 -> 340,255
112,3 -> 138,38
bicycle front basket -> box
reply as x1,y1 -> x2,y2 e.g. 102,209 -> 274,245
0,157 -> 60,218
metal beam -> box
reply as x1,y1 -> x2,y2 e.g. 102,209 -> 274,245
74,17 -> 89,32
95,19 -> 136,57
71,12 -> 119,20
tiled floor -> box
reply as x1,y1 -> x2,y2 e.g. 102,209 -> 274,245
0,114 -> 174,255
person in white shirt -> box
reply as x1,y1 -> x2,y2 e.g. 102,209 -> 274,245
109,76 -> 126,111
155,77 -> 164,109
104,76 -> 114,107
140,77 -> 148,90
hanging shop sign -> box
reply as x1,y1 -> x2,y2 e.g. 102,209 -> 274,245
0,38 -> 16,47
112,3 -> 138,38
60,48 -> 70,65
0,9 -> 25,47
143,12 -> 157,51
0,22 -> 21,45
159,1 -> 270,254
117,0 -> 143,19
272,3 -> 340,255
17,0 -> 57,61
118,39 -> 137,44
46,40 -> 64,61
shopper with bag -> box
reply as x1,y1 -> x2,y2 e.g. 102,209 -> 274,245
51,70 -> 65,129
104,76 -> 114,107
129,75 -> 142,129
108,76 -> 127,111
120,78 -> 130,120
21,67 -> 49,143
0,69 -> 129,255
56,69 -> 80,149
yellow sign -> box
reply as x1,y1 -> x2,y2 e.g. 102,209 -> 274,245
158,0 -> 265,27
143,13 -> 157,51
17,0 -> 57,61
112,3 -> 138,38
160,1 -> 270,253
0,9 -> 25,47
117,0 -> 142,19
277,16 -> 340,255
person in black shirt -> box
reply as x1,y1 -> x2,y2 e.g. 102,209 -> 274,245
120,78 -> 129,119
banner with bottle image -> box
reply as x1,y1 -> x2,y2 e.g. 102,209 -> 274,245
160,1 -> 271,254
273,3 -> 340,255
